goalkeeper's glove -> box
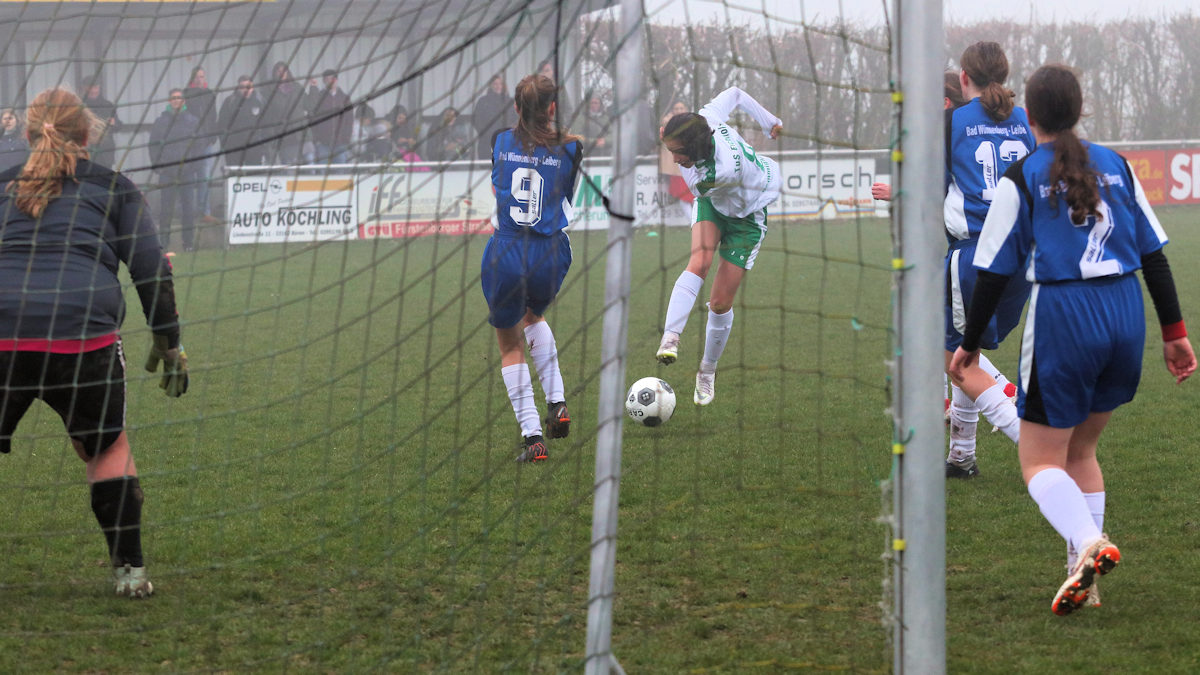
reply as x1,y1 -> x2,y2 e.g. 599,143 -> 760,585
145,334 -> 189,397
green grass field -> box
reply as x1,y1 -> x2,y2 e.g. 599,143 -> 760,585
1,206 -> 1199,672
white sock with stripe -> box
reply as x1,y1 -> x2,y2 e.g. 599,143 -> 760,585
977,354 -> 1011,391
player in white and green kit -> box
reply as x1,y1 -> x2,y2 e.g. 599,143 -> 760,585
656,87 -> 783,405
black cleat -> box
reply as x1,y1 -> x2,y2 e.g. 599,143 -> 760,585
545,401 -> 570,439
945,458 -> 980,479
515,435 -> 549,463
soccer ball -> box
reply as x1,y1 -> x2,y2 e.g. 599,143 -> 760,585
625,377 -> 676,427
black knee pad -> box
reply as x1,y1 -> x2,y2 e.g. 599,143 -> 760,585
91,476 -> 144,524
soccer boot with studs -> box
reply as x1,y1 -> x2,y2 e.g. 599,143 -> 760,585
515,434 -> 549,463
1052,536 -> 1120,616
545,401 -> 570,439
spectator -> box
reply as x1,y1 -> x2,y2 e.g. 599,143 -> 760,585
148,88 -> 203,251
309,69 -> 353,163
0,108 -> 28,171
633,98 -> 658,155
538,59 -> 574,127
183,65 -> 220,223
427,106 -> 471,162
262,61 -> 308,164
353,102 -> 392,162
581,95 -> 611,155
660,99 -> 688,133
389,104 -> 419,158
219,75 -> 266,166
472,74 -> 516,159
81,78 -> 121,168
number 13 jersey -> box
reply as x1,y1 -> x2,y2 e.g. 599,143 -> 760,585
491,129 -> 583,237
944,98 -> 1035,242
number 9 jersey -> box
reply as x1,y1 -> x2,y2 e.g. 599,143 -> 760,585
491,129 -> 583,236
944,99 -> 1035,242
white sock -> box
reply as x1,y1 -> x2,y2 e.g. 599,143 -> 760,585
524,321 -> 564,403
1069,491 -> 1107,569
976,382 -> 1020,443
664,270 -> 703,335
977,354 -> 1010,390
701,307 -> 733,370
947,383 -> 978,462
1027,468 -> 1103,555
1084,491 -> 1105,533
502,363 -> 541,438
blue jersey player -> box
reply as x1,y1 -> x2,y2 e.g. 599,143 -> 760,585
482,74 -> 583,463
950,64 -> 1195,615
943,42 -> 1035,479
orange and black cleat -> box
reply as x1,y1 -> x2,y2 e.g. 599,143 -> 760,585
1051,537 -> 1120,616
545,401 -> 571,439
516,435 -> 549,463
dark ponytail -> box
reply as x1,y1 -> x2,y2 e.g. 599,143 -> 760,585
960,42 -> 1015,122
512,74 -> 581,153
1026,64 -> 1100,225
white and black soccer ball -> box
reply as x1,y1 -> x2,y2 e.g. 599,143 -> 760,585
625,377 -> 676,427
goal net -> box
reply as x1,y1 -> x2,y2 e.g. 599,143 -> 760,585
0,0 -> 935,671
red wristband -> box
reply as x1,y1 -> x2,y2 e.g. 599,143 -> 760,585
1162,320 -> 1188,342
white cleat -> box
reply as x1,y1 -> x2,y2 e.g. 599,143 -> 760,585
693,369 -> 715,406
656,332 -> 680,365
113,564 -> 154,599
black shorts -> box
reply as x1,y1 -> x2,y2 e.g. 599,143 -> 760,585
0,342 -> 127,457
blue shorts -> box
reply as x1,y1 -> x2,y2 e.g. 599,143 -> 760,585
481,230 -> 572,329
1020,274 -> 1145,428
944,239 -> 1032,351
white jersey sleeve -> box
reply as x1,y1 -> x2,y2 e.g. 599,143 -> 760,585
698,87 -> 781,138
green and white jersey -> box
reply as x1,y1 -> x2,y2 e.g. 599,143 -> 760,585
681,87 -> 782,219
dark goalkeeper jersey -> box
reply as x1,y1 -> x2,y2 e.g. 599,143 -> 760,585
0,159 -> 180,347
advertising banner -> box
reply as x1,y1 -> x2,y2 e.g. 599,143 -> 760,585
776,156 -> 878,218
1122,150 -> 1167,205
225,154 -> 882,244
227,175 -> 357,244
1167,149 -> 1200,205
356,169 -> 494,239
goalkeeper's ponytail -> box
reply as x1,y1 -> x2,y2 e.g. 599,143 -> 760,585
8,88 -> 96,218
